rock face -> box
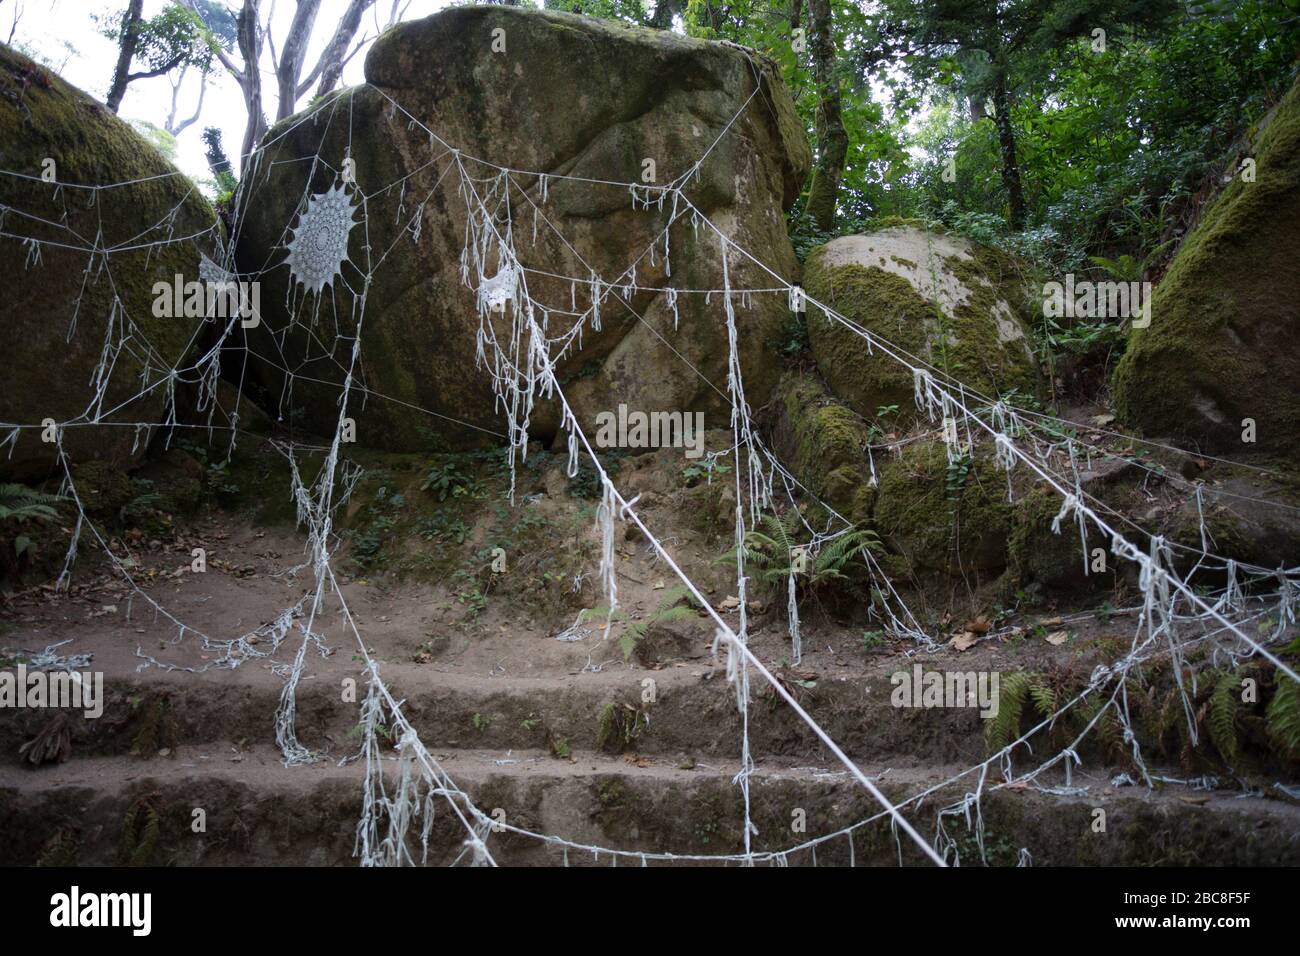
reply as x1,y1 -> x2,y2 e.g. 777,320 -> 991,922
802,226 -> 1040,423
233,7 -> 809,451
1112,77 -> 1300,457
0,45 -> 217,480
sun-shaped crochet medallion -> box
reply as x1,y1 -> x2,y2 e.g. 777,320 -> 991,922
285,183 -> 358,294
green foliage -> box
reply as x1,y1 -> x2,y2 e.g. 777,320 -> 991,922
128,119 -> 178,162
985,671 -> 1035,754
619,585 -> 700,661
96,1 -> 218,74
1266,677 -> 1300,760
1,483 -> 62,559
119,797 -> 161,867
421,462 -> 480,501
596,702 -> 648,754
0,483 -> 62,524
1207,670 -> 1242,768
722,509 -> 880,596
202,126 -> 237,198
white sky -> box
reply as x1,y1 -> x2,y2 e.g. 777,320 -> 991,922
6,0 -> 452,184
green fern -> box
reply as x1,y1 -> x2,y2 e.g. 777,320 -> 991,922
620,586 -> 700,661
1266,677 -> 1300,759
719,510 -> 881,594
1207,670 -> 1242,768
119,798 -> 161,866
986,671 -> 1034,754
0,483 -> 62,523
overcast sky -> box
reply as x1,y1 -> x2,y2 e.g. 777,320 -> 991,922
6,0 -> 452,185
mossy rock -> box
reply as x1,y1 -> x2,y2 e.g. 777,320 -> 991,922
803,227 -> 1040,424
0,45 -> 218,481
69,460 -> 133,520
1007,488 -> 1117,595
235,7 -> 808,453
1112,76 -> 1300,455
874,439 -> 1012,576
768,371 -> 875,523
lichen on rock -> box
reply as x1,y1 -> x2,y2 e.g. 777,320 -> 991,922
802,226 -> 1041,426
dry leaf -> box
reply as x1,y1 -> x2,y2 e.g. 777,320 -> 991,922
950,631 -> 979,651
718,596 -> 740,611
964,616 -> 992,634
1045,630 -> 1069,646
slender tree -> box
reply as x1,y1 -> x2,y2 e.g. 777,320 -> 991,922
804,0 -> 848,230
100,0 -> 215,113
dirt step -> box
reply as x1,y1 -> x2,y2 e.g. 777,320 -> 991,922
0,662 -> 1000,767
3,745 -> 1297,866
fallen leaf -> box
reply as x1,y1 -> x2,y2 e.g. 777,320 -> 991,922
950,631 -> 979,651
964,616 -> 992,634
718,595 -> 740,611
652,580 -> 665,590
1090,414 -> 1116,427
1045,630 -> 1069,646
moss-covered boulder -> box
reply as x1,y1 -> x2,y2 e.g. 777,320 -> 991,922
1112,78 -> 1300,456
768,371 -> 875,523
0,45 -> 217,480
874,439 -> 1013,577
233,7 -> 809,451
803,226 -> 1040,424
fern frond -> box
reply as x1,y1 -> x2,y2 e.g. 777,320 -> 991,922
986,671 -> 1034,754
1208,671 -> 1241,768
1266,676 -> 1300,759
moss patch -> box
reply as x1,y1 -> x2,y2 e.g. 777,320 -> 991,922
1112,76 -> 1300,454
874,439 -> 1012,576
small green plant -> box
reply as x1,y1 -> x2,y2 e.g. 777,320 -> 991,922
421,462 -> 479,501
681,456 -> 732,485
944,451 -> 972,503
1,482 -> 63,559
119,796 -> 161,866
619,586 -> 701,661
597,702 -> 648,754
721,510 -> 881,596
862,630 -> 886,651
766,311 -> 810,357
471,712 -> 491,731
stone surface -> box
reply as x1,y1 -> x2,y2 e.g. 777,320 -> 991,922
0,45 -> 218,480
233,7 -> 809,452
1112,76 -> 1300,457
803,226 -> 1040,424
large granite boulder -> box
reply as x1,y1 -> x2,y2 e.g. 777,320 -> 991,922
233,7 -> 809,450
0,44 -> 218,480
1112,76 -> 1300,457
802,225 -> 1040,424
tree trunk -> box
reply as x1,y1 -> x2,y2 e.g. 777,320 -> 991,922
991,67 -> 1026,231
237,0 -> 268,163
311,0 -> 376,99
276,0 -> 321,121
106,0 -> 145,113
804,0 -> 847,231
